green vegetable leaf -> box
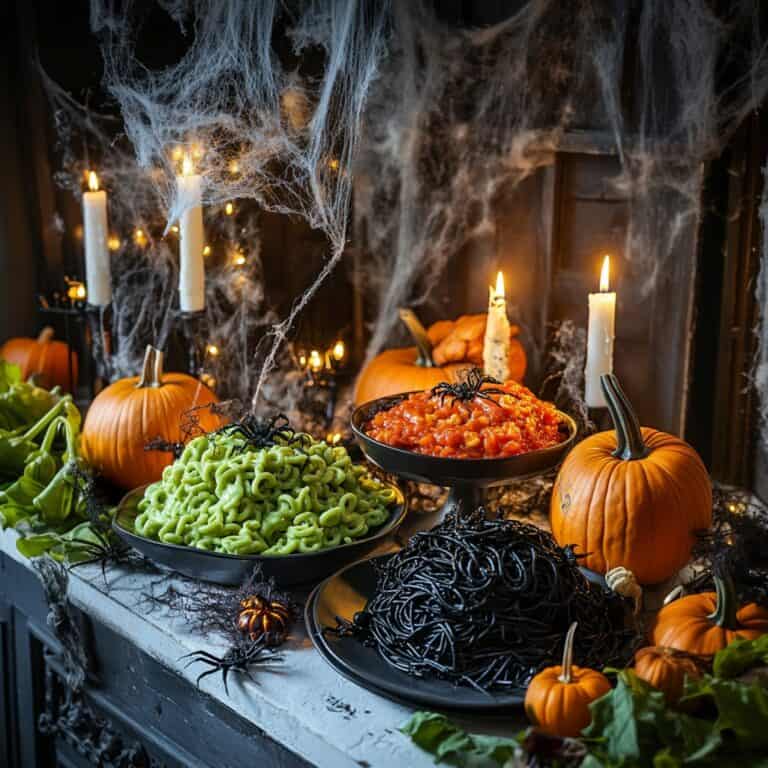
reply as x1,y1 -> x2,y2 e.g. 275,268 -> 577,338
16,534 -> 61,558
713,635 -> 768,679
401,712 -> 520,767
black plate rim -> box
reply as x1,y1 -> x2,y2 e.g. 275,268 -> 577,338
305,554 -> 526,712
112,481 -> 408,564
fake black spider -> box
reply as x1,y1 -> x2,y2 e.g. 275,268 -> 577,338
217,413 -> 310,452
144,436 -> 185,458
430,368 -> 507,407
181,642 -> 283,694
67,528 -> 136,583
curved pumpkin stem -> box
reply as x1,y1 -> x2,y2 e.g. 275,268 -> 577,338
37,326 -> 55,344
558,621 -> 578,684
707,574 -> 740,630
399,308 -> 436,368
136,345 -> 164,388
600,373 -> 648,461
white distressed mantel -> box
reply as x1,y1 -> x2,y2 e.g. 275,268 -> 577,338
0,527 -> 525,768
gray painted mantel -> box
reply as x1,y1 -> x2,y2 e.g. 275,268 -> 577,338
0,527 -> 523,768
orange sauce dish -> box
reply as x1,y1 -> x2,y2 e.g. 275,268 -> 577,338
365,381 -> 564,459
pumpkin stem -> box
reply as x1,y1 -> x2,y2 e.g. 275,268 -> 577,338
558,621 -> 578,684
399,309 -> 436,368
37,326 -> 55,344
600,373 -> 648,461
136,345 -> 164,388
707,574 -> 740,630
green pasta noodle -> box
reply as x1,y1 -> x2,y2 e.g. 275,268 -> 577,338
134,430 -> 397,556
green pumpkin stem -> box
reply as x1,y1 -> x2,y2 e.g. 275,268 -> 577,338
707,574 -> 740,630
600,373 -> 648,461
136,345 -> 164,388
558,621 -> 578,684
399,309 -> 436,368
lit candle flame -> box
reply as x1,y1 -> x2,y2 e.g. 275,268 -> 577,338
308,349 -> 323,372
206,343 -> 220,357
599,255 -> 611,292
66,281 -> 87,301
182,155 -> 194,176
332,340 -> 345,362
88,171 -> 99,192
494,270 -> 505,298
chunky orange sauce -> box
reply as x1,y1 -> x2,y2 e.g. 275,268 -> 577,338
365,381 -> 564,459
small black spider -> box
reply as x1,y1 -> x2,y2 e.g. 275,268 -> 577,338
144,436 -> 185,458
181,642 -> 283,694
217,413 -> 310,452
430,368 -> 507,407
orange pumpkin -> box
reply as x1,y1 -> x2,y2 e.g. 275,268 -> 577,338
82,346 -> 221,489
550,374 -> 711,584
633,646 -> 703,705
649,575 -> 768,656
354,310 -> 526,405
524,622 -> 611,738
1,327 -> 78,392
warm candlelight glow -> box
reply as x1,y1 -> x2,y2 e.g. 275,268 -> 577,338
229,159 -> 240,175
308,349 -> 323,372
88,171 -> 99,192
66,281 -> 86,302
182,155 -> 194,176
202,245 -> 212,256
298,353 -> 307,368
134,228 -> 147,247
599,255 -> 611,293
326,432 -> 342,445
107,235 -> 121,251
332,340 -> 345,361
225,202 -> 234,215
232,250 -> 246,267
170,224 -> 180,234
205,343 -> 220,357
494,270 -> 505,298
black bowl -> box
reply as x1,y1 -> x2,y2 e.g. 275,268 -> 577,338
306,554 -> 525,712
351,393 -> 578,487
112,483 -> 408,587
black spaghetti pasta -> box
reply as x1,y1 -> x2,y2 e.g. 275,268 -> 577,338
334,510 -> 637,692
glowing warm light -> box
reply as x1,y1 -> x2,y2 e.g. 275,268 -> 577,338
232,251 -> 246,267
298,353 -> 307,368
182,155 -> 194,176
205,343 -> 220,357
66,281 -> 86,302
200,373 -> 217,390
332,340 -> 345,361
192,143 -> 204,159
202,245 -> 212,256
88,171 -> 99,192
134,228 -> 147,247
225,202 -> 234,216
326,433 -> 342,445
170,225 -> 180,234
107,235 -> 121,252
328,157 -> 340,171
172,146 -> 183,161
599,255 -> 611,293
74,225 -> 84,241
494,270 -> 505,298
308,349 -> 323,372
229,160 -> 240,175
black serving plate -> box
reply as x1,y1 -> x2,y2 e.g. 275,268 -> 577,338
305,555 -> 526,712
113,484 -> 408,587
351,393 -> 577,520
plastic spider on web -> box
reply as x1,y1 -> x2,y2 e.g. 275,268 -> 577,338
216,413 -> 310,452
429,368 -> 507,407
181,641 -> 283,694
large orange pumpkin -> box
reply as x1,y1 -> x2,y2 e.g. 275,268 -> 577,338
524,622 -> 611,738
354,310 -> 526,404
550,374 -> 711,584
82,346 -> 221,489
649,575 -> 768,656
1,327 -> 78,392
633,646 -> 703,705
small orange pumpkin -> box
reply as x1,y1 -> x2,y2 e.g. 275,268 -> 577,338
524,622 -> 611,738
1,327 -> 78,392
354,310 -> 526,404
633,646 -> 704,705
82,346 -> 221,489
550,373 -> 712,584
649,574 -> 768,656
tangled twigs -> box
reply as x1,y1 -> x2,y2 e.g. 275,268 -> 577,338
329,510 -> 638,691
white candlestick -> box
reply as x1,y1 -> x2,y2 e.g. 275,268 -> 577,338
177,156 -> 205,312
483,271 -> 511,382
82,172 -> 112,306
585,255 -> 616,407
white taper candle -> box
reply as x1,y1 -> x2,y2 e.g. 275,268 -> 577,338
177,156 -> 205,312
82,172 -> 112,306
584,255 -> 616,407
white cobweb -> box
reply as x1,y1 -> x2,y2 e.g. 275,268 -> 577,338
47,1 -> 768,428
